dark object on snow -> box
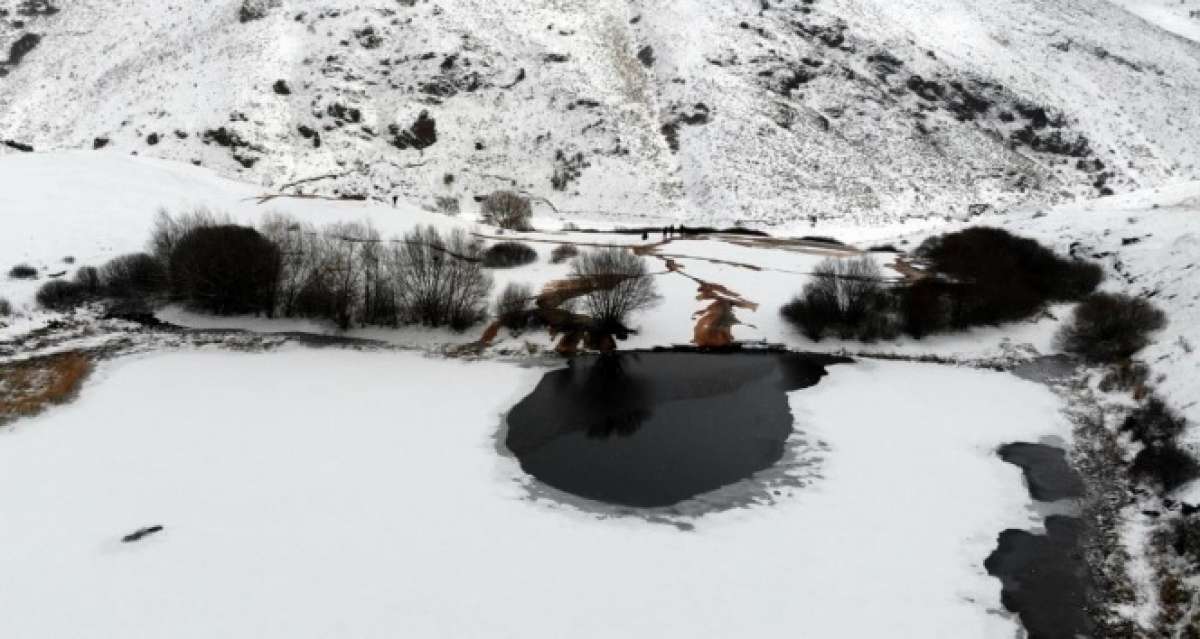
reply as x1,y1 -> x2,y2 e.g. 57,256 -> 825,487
122,525 -> 164,543
3,139 -> 34,152
5,32 -> 41,66
389,111 -> 437,151
272,79 -> 291,95
482,241 -> 538,268
8,263 -> 38,279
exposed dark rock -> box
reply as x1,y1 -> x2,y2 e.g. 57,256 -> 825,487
389,110 -> 437,150
637,45 -> 655,67
5,32 -> 41,66
272,79 -> 291,95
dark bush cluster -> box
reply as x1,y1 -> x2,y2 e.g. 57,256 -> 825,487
169,225 -> 281,315
1056,292 -> 1166,363
8,263 -> 38,279
480,191 -> 533,231
36,280 -> 88,311
101,253 -> 166,298
782,228 -> 1104,342
1130,444 -> 1199,494
1169,516 -> 1200,565
0,297 -> 11,316
910,227 -> 1103,330
780,257 -> 898,341
482,241 -> 538,268
550,243 -> 579,264
74,266 -> 101,295
1123,396 -> 1200,494
1122,398 -> 1187,449
34,253 -> 167,312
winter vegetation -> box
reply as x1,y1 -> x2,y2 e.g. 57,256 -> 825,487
780,256 -> 896,342
481,241 -> 538,268
495,282 -> 534,332
2,0 -> 1200,632
480,191 -> 533,231
568,247 -> 659,332
550,243 -> 579,264
782,228 -> 1102,342
7,263 -> 38,279
1056,292 -> 1167,363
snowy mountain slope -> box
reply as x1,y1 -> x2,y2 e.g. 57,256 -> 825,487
1106,0 -> 1200,44
2,0 -> 1199,227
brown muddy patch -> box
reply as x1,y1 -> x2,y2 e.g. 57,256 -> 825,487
0,351 -> 92,424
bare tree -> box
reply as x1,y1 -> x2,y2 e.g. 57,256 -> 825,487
149,208 -> 229,264
387,225 -> 492,330
480,191 -> 533,231
495,282 -> 533,331
568,248 -> 659,330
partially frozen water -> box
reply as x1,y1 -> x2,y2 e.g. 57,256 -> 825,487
987,442 -> 1091,638
504,350 -> 845,508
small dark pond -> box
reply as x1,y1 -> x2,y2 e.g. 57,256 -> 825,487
504,350 -> 847,508
999,442 -> 1086,502
985,517 -> 1092,639
987,442 -> 1091,639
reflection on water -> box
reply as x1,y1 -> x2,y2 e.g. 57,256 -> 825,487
505,350 -> 847,508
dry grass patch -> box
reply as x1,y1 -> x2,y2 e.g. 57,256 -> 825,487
0,351 -> 92,423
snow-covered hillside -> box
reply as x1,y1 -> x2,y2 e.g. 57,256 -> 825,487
2,0 -> 1199,226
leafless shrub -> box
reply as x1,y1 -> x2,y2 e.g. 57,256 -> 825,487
387,225 -> 492,330
36,280 -> 86,311
1056,292 -> 1167,363
435,196 -> 460,216
480,190 -> 533,231
321,221 -> 377,329
550,243 -> 579,264
73,266 -> 101,295
781,256 -> 897,341
149,208 -> 230,265
259,213 -> 322,318
568,248 -> 659,330
495,282 -> 533,331
101,253 -> 167,298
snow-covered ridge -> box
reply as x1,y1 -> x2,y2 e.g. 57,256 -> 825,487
2,0 -> 1199,227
